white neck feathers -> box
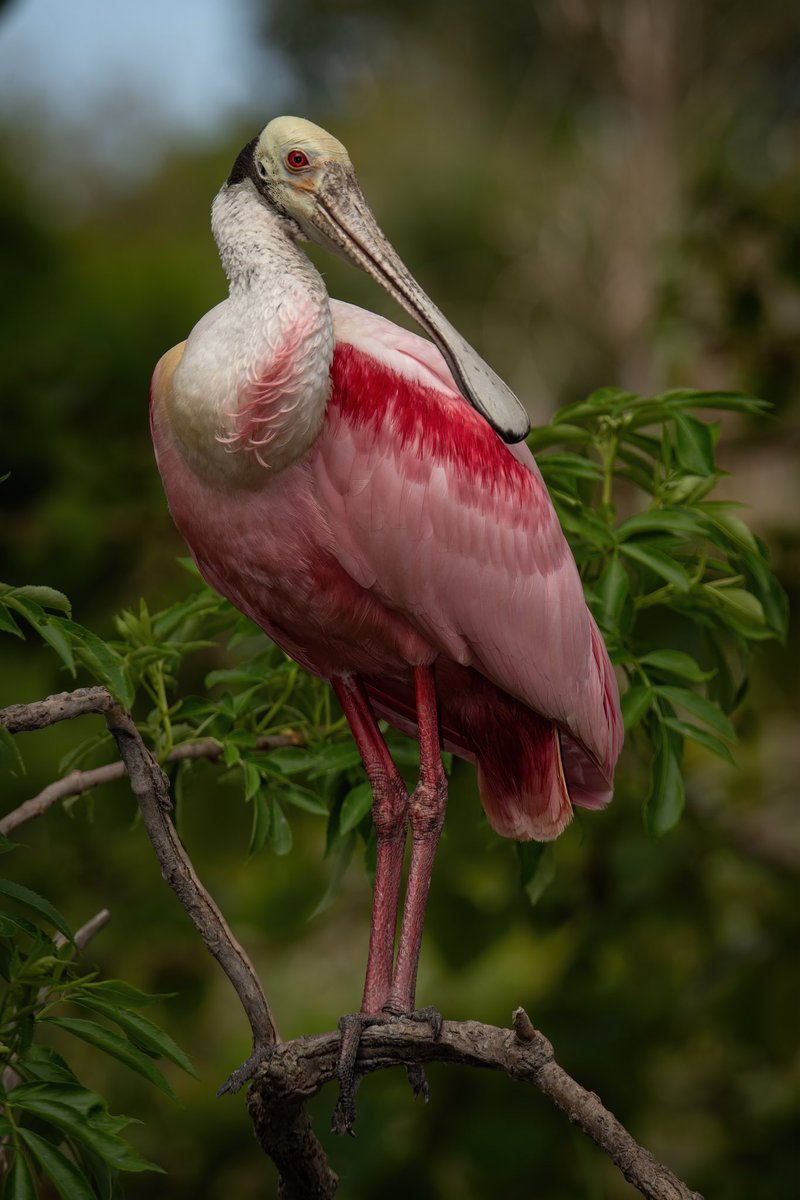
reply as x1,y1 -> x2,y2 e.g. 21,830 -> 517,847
166,183 -> 334,485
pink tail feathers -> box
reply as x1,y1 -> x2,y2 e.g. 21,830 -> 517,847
474,713 -> 574,842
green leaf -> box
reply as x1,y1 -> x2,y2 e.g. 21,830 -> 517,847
60,622 -> 134,709
702,585 -> 765,632
267,748 -> 317,775
672,414 -> 716,476
12,1045 -> 79,1086
617,509 -> 708,539
554,387 -> 637,423
18,1129 -> 96,1200
242,761 -> 262,803
43,1018 -> 176,1099
554,507 -> 617,548
248,789 -> 271,856
619,543 -> 692,592
741,549 -> 789,639
4,1150 -> 36,1200
0,880 -> 72,940
0,604 -> 24,638
619,685 -> 653,730
268,799 -> 292,855
10,586 -> 72,614
78,980 -> 166,1008
306,743 -> 362,779
339,782 -> 373,836
596,555 -> 629,629
526,423 -> 592,450
279,786 -> 329,816
637,650 -> 714,682
516,842 -> 556,905
176,556 -> 201,577
662,718 -> 736,765
659,473 -> 717,505
36,620 -> 76,675
71,995 -> 196,1077
309,833 -> 356,919
645,734 -> 685,837
0,725 -> 26,776
538,453 -> 603,481
656,388 -> 769,415
17,1095 -> 158,1175
652,686 -> 736,741
700,504 -> 759,553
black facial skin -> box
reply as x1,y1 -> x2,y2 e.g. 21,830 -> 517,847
226,137 -> 258,186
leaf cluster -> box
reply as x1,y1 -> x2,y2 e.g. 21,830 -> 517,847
529,386 -> 787,838
0,840 -> 193,1198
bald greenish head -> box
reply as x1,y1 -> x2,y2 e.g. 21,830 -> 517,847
226,116 -> 531,444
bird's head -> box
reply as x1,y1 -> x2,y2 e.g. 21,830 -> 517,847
225,116 -> 531,445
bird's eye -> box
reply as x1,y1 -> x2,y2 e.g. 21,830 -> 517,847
286,149 -> 310,171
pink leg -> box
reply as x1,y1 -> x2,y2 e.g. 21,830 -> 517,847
386,665 -> 448,1014
332,675 -> 408,1014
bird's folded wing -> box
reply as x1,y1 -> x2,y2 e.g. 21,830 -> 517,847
313,302 -> 621,783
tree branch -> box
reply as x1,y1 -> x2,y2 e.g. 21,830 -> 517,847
1,689 -> 279,1048
0,729 -> 302,836
1,688 -> 338,1198
1,689 -> 703,1200
250,1010 -> 703,1200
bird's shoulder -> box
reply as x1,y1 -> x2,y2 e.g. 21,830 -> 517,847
327,300 -> 544,503
151,341 -> 187,409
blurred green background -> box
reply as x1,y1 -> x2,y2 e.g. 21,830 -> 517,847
1,0 -> 798,1196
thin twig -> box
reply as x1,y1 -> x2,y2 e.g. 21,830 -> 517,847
250,1011 -> 703,1200
0,731 -> 302,836
57,907 -> 112,951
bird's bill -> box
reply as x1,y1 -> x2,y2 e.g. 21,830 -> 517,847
292,165 -> 531,444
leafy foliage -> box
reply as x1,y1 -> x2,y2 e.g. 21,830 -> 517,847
529,386 -> 787,836
0,853 -> 192,1197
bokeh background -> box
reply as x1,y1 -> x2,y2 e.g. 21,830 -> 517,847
2,0 -> 799,1196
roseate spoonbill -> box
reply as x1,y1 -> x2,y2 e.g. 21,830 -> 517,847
150,117 -> 623,1126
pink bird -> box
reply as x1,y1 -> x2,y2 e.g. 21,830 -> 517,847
150,117 -> 622,1126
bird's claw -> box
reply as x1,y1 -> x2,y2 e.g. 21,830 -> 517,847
333,1012 -> 387,1135
217,1043 -> 274,1096
407,1004 -> 444,1041
332,1005 -> 445,1132
406,1062 -> 430,1102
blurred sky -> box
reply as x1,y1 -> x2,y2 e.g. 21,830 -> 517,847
0,0 -> 286,187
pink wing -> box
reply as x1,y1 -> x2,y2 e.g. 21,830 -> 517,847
312,302 -> 622,834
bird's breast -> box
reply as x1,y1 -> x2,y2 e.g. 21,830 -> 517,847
163,285 -> 335,486
151,410 -> 434,680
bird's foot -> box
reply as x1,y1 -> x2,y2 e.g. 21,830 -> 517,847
217,1043 -> 275,1097
332,1005 -> 445,1134
395,1003 -> 444,1042
383,1003 -> 443,1106
332,1012 -> 389,1136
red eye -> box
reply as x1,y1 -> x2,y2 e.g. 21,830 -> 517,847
286,149 -> 309,171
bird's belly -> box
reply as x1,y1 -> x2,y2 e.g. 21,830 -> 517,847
154,430 -> 435,680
